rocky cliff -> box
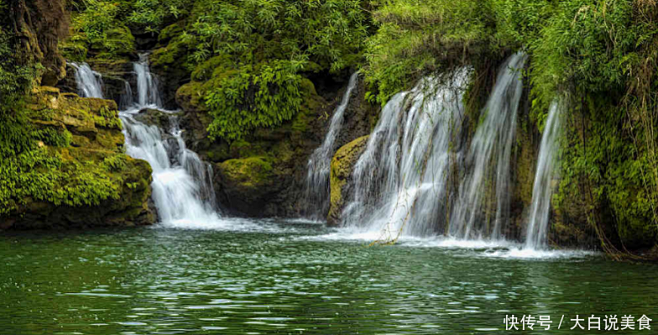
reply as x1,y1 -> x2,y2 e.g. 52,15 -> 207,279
0,0 -> 156,230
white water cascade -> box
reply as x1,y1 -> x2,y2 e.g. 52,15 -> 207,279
69,62 -> 104,98
72,55 -> 223,228
524,100 -> 563,249
340,69 -> 470,239
305,72 -> 359,218
336,53 -> 530,243
133,53 -> 162,107
449,53 -> 527,240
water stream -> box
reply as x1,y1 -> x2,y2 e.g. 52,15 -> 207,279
305,72 -> 359,219
340,70 -> 470,239
69,62 -> 104,98
524,100 -> 563,249
71,58 -> 222,228
449,53 -> 527,240
133,53 -> 162,107
333,54 -> 531,245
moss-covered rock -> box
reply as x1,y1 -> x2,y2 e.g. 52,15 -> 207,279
133,108 -> 183,131
220,157 -> 274,187
328,135 -> 369,225
0,87 -> 156,230
10,0 -> 69,86
150,30 -> 193,109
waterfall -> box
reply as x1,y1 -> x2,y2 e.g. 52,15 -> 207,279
336,53 -> 526,242
119,80 -> 134,110
69,63 -> 103,98
449,53 -> 527,240
305,72 -> 359,219
120,113 -> 220,226
340,69 -> 470,238
71,56 -> 223,228
133,53 -> 162,107
524,101 -> 562,249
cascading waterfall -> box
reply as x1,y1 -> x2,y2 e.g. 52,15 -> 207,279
449,53 -> 527,240
340,69 -> 470,238
119,80 -> 134,110
133,53 -> 162,107
69,62 -> 104,98
305,72 -> 359,218
524,100 -> 563,249
120,113 -> 221,226
337,53 -> 529,243
72,55 -> 223,228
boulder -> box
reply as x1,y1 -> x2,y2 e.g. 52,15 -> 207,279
328,136 -> 369,225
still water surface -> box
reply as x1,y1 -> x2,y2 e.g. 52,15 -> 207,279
1,219 -> 656,334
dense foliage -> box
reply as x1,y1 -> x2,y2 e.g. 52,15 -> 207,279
61,0 -> 136,61
129,0 -> 192,29
204,59 -> 305,141
62,0 -> 370,140
363,0 -> 500,103
186,0 -> 371,140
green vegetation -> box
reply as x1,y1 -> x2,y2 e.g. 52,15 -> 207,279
205,60 -> 304,141
0,69 -> 151,223
61,0 -> 136,61
129,0 -> 193,30
62,0 -> 370,140
364,0 -> 499,103
164,0 -> 371,141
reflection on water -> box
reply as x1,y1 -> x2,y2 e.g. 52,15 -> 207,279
0,220 -> 656,334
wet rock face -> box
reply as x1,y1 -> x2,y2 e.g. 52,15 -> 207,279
60,61 -> 138,110
132,108 -> 182,132
8,0 -> 69,85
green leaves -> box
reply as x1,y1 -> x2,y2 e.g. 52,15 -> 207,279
0,148 -> 121,215
188,0 -> 368,72
364,0 -> 497,104
129,0 -> 193,30
205,59 -> 304,141
167,0 -> 369,141
62,0 -> 136,60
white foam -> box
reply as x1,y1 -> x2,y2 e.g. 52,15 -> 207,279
483,247 -> 598,260
157,217 -> 259,232
398,236 -> 516,249
295,227 -> 598,260
296,228 -> 514,248
267,218 -> 326,225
